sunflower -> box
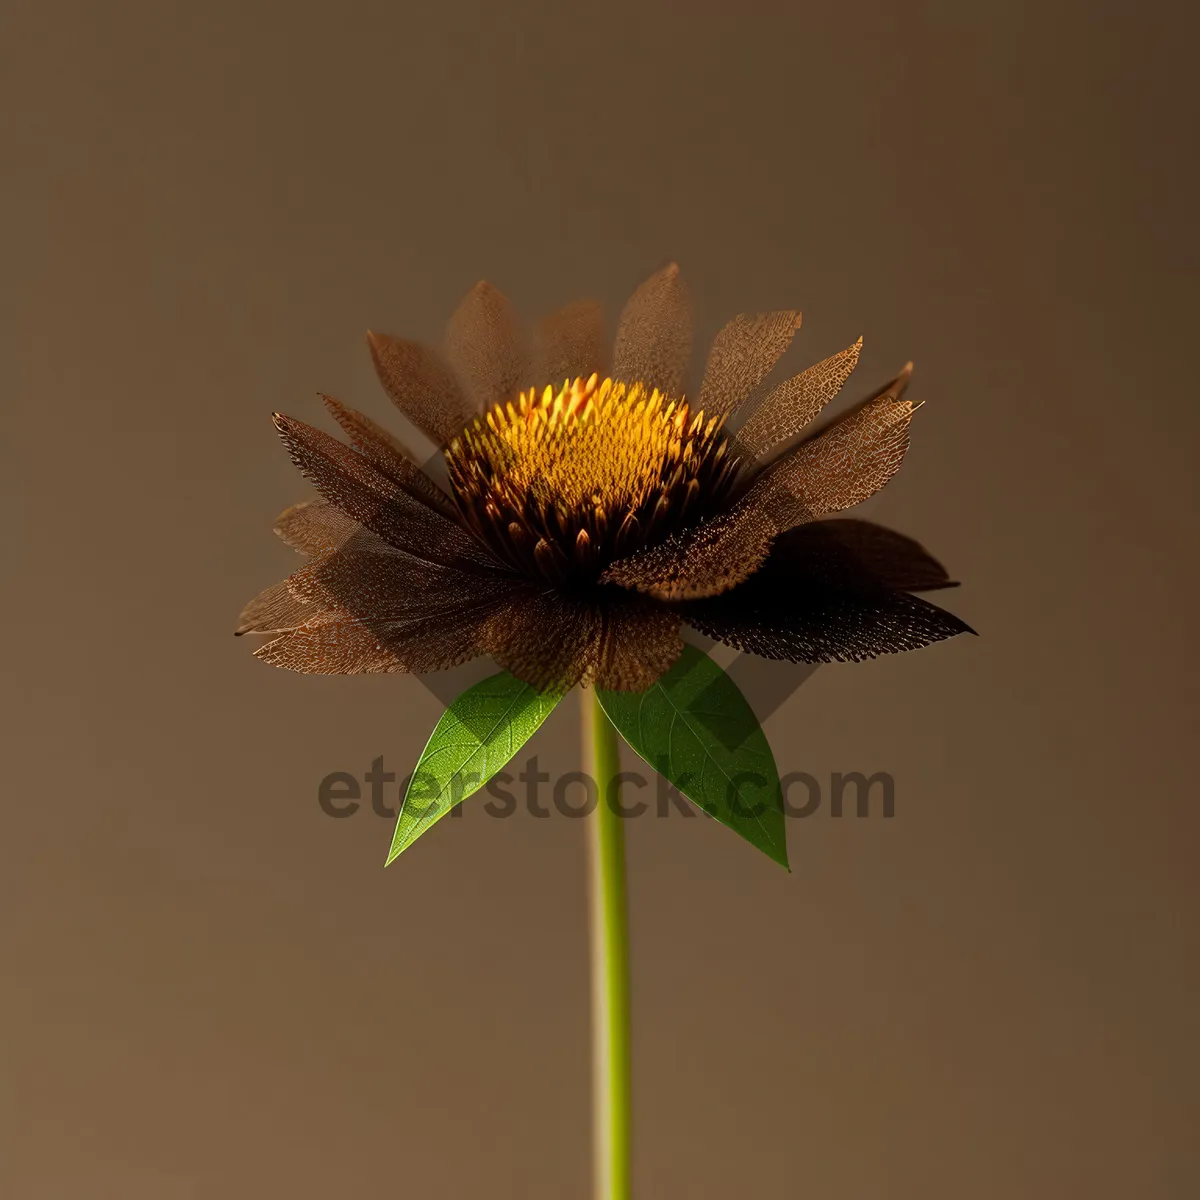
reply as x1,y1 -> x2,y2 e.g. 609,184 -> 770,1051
237,264 -> 972,691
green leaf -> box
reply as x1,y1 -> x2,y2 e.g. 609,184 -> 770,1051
386,671 -> 562,864
597,643 -> 788,869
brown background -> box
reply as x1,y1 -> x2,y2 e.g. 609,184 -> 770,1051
6,1 -> 1199,1196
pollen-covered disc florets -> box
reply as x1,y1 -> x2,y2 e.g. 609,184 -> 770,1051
446,374 -> 739,583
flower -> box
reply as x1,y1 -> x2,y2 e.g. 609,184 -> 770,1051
237,264 -> 972,692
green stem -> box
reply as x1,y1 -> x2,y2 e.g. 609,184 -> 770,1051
584,688 -> 631,1200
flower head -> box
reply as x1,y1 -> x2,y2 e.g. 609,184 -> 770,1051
238,265 -> 971,692
447,374 -> 737,584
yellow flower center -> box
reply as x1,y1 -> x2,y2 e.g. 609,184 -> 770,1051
446,374 -> 737,583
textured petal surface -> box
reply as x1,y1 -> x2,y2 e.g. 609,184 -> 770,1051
443,281 -> 530,414
697,310 -> 802,418
683,585 -> 972,664
678,525 -> 973,664
273,499 -> 359,557
241,516 -> 517,640
745,364 -> 914,526
366,331 -> 473,446
473,585 -> 680,693
272,414 -> 499,569
255,613 -> 411,673
285,535 -> 509,615
595,591 -> 684,691
252,564 -> 520,675
610,263 -> 692,397
774,519 -> 958,593
481,586 -> 602,693
733,338 -> 863,459
601,500 -> 778,601
254,612 -> 476,675
601,364 -> 918,600
532,299 -> 607,387
320,395 -> 454,513
236,579 -> 323,635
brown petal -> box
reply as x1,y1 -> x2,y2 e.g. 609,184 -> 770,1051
287,537 -> 513,618
610,263 -> 692,397
236,579 -> 323,635
442,281 -> 530,414
255,613 -> 411,673
320,395 -> 455,514
481,586 -> 603,693
253,575 -> 520,675
252,612 -> 480,675
240,529 -> 516,641
601,500 -> 778,601
732,338 -> 862,459
741,363 -> 915,528
272,413 -> 499,570
532,299 -> 607,388
595,591 -> 684,691
601,365 -> 919,601
678,534 -> 973,664
774,520 -> 958,593
273,499 -> 359,557
683,587 -> 972,664
697,310 -> 802,418
366,331 -> 474,446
